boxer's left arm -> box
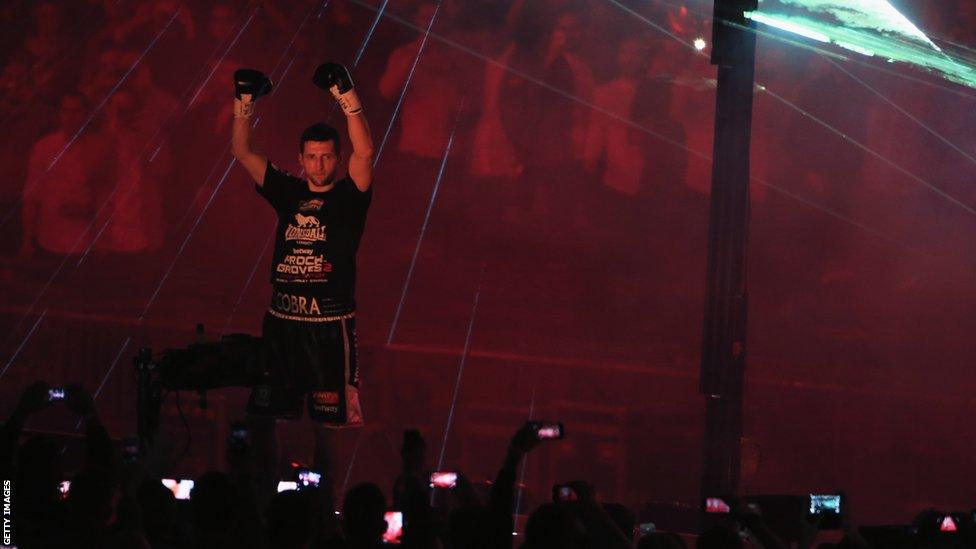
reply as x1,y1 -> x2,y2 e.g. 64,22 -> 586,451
345,109 -> 374,192
315,63 -> 374,191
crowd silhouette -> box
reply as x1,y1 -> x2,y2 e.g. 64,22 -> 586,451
14,381 -> 967,548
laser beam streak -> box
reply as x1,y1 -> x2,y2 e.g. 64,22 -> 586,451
353,0 -> 390,67
387,101 -> 463,345
435,265 -> 486,476
0,311 -> 46,382
374,1 -> 443,166
348,0 -> 926,254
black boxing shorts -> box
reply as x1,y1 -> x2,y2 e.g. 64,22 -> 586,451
246,312 -> 363,427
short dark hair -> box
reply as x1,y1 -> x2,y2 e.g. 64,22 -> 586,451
300,122 -> 341,155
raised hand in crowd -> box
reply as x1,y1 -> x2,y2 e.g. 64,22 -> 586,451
726,496 -> 787,549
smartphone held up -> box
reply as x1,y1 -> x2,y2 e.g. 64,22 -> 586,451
528,421 -> 565,441
429,471 -> 458,489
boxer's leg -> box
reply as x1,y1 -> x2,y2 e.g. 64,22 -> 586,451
312,423 -> 339,510
247,413 -> 278,512
307,316 -> 363,509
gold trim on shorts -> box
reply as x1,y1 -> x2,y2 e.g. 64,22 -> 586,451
267,308 -> 356,322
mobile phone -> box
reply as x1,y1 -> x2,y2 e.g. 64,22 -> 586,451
48,387 -> 66,401
228,421 -> 249,452
552,484 -> 578,502
59,480 -> 70,499
122,435 -> 140,465
809,494 -> 841,514
296,468 -> 321,489
383,510 -> 403,544
277,481 -> 298,493
809,494 -> 842,529
639,522 -> 656,535
161,478 -> 194,500
938,514 -> 959,533
704,497 -> 731,514
230,421 -> 248,440
529,421 -> 564,441
429,471 -> 458,489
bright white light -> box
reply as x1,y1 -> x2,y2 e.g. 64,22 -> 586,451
771,0 -> 939,50
745,11 -> 831,43
694,37 -> 707,51
835,41 -> 876,56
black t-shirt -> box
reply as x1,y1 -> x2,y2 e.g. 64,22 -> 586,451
257,161 -> 371,319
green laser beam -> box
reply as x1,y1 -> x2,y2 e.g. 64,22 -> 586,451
752,0 -> 976,88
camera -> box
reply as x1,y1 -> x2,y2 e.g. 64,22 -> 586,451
529,421 -> 564,441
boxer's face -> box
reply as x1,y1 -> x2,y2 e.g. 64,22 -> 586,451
299,140 -> 340,188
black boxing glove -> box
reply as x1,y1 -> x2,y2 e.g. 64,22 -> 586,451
313,62 -> 362,115
233,68 -> 273,118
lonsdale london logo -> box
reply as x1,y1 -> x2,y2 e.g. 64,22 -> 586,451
285,213 -> 326,242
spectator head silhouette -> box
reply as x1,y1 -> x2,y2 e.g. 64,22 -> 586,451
104,530 -> 151,549
523,502 -> 586,549
603,502 -> 637,541
342,482 -> 387,546
696,526 -> 743,549
448,504 -> 489,549
136,477 -> 180,546
14,435 -> 63,510
267,488 -> 315,549
64,466 -> 118,533
191,471 -> 240,542
638,532 -> 688,549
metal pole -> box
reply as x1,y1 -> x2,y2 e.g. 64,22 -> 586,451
700,0 -> 758,500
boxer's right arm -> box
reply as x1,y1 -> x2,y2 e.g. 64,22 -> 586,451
231,69 -> 274,186
231,103 -> 267,186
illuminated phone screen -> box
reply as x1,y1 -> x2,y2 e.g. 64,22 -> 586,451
704,497 -> 731,513
383,511 -> 403,544
429,472 -> 458,489
161,479 -> 194,500
809,494 -> 841,514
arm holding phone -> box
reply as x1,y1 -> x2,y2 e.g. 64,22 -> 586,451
562,481 -> 632,549
728,496 -> 789,549
1,381 -> 51,469
65,383 -> 114,473
483,422 -> 542,548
